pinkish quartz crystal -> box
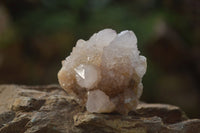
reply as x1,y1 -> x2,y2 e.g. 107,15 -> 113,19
58,29 -> 147,114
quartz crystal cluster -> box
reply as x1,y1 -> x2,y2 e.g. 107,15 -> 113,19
58,29 -> 147,114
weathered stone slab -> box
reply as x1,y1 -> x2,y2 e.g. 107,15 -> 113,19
0,85 -> 199,133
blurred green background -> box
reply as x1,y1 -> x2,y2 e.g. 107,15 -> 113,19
0,0 -> 199,118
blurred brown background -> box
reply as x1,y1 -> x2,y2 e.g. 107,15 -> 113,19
0,0 -> 199,118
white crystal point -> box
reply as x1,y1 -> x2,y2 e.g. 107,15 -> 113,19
113,30 -> 137,48
86,90 -> 115,113
58,28 -> 147,114
135,56 -> 147,78
75,64 -> 101,90
89,29 -> 117,47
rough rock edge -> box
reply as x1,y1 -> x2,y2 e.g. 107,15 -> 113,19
0,85 -> 199,133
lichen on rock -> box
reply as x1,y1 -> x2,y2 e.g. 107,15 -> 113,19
58,29 -> 147,114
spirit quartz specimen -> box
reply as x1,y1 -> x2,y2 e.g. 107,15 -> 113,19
58,29 -> 147,114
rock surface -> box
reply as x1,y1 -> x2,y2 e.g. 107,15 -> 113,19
0,85 -> 199,133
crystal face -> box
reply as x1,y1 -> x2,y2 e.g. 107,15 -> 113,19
58,29 -> 147,114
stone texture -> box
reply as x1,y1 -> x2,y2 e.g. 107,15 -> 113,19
58,29 -> 147,114
0,85 -> 199,133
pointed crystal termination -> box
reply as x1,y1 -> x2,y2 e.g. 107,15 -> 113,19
58,29 -> 147,114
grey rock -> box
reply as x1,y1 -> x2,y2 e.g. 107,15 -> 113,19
0,111 -> 15,128
0,85 -> 199,133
